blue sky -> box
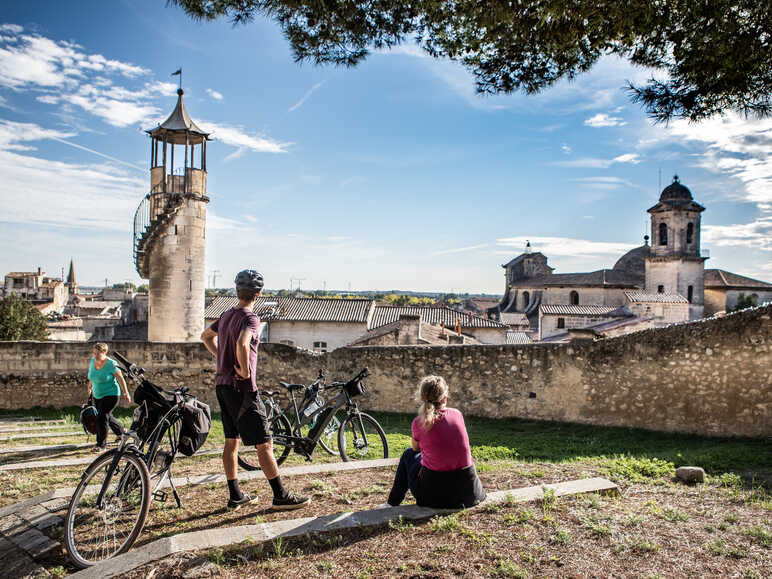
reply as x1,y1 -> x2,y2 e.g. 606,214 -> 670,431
1,0 -> 770,293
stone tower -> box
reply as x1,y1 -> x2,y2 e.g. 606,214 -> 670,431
134,89 -> 210,342
645,175 -> 707,320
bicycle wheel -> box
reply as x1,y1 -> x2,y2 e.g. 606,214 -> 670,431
338,412 -> 389,462
64,449 -> 151,569
318,408 -> 346,456
237,414 -> 292,471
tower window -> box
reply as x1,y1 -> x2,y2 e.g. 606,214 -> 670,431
659,222 -> 668,246
174,224 -> 178,235
686,222 -> 694,244
522,291 -> 530,310
557,317 -> 565,329
570,291 -> 579,305
687,285 -> 693,303
658,285 -> 664,293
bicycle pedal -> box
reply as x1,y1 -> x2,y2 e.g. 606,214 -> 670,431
153,490 -> 168,502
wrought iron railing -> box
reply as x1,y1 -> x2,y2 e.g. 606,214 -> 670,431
133,193 -> 151,273
132,191 -> 186,277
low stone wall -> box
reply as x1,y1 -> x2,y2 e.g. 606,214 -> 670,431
0,305 -> 769,438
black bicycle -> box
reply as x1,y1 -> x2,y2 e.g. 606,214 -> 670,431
64,352 -> 197,569
237,368 -> 389,470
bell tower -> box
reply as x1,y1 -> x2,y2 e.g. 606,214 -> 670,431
645,175 -> 707,320
134,88 -> 210,342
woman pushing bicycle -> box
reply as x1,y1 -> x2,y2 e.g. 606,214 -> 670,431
382,375 -> 485,509
201,269 -> 309,511
87,342 -> 130,450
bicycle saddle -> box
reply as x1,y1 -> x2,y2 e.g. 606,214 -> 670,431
279,381 -> 305,391
262,390 -> 278,397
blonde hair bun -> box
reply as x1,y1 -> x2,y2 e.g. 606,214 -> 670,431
417,375 -> 449,430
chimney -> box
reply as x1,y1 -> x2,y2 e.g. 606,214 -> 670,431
397,314 -> 421,345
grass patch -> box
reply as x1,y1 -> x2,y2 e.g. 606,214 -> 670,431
740,526 -> 771,547
491,560 -> 528,578
603,456 -> 673,482
504,508 -> 534,525
429,513 -> 464,533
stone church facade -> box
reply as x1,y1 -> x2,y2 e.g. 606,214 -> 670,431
489,176 -> 772,340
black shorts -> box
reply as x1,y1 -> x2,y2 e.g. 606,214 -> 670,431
216,385 -> 272,446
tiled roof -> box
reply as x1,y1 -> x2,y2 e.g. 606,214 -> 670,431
5,272 -> 41,277
500,312 -> 529,325
625,292 -> 688,303
349,319 -> 482,346
509,269 -> 641,288
704,269 -> 772,289
370,305 -> 508,329
205,296 -> 374,323
540,304 -> 629,316
506,331 -> 533,345
76,301 -> 124,309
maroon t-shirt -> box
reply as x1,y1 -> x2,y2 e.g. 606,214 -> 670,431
210,307 -> 260,392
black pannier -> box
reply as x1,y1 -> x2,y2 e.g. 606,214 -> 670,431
178,398 -> 211,456
131,380 -> 177,442
344,378 -> 366,397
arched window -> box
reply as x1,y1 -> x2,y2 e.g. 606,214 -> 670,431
659,222 -> 668,246
687,286 -> 693,303
522,291 -> 530,310
570,291 -> 579,305
686,222 -> 694,244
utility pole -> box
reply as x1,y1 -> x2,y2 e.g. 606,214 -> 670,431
209,269 -> 220,288
322,280 -> 326,294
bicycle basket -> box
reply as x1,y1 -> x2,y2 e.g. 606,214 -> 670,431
343,378 -> 366,397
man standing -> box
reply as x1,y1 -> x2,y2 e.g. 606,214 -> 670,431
201,270 -> 309,510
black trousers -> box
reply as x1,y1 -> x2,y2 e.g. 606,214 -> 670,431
94,395 -> 124,447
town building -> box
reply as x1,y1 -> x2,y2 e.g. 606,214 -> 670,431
489,176 -> 771,340
204,296 -> 509,351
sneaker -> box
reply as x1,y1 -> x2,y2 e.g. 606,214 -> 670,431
272,492 -> 311,511
92,444 -> 106,453
227,493 -> 258,510
375,503 -> 393,509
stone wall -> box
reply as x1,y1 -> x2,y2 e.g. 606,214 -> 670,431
0,305 -> 769,438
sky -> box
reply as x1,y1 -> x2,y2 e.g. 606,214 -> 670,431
0,1 -> 770,293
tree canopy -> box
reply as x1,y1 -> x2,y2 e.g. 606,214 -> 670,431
0,294 -> 49,341
172,0 -> 770,122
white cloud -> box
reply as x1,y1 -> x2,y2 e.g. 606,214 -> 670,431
199,121 -> 291,154
288,81 -> 324,112
585,113 -> 627,127
702,218 -> 772,251
561,143 -> 572,155
206,88 -> 223,101
553,153 -> 640,169
569,176 -> 634,191
430,244 -> 489,256
0,122 -> 143,231
496,236 -> 637,258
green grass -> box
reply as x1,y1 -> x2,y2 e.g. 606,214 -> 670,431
1,407 -> 769,481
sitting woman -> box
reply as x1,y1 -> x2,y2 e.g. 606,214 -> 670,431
384,375 -> 485,509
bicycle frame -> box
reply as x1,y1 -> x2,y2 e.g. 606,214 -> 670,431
94,431 -> 143,508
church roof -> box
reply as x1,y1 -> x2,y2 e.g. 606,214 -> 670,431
540,304 -> 631,316
648,175 -> 705,212
508,269 -> 641,288
146,89 -> 210,145
67,259 -> 76,284
625,291 -> 688,303
501,252 -> 550,269
704,269 -> 772,290
613,243 -> 651,277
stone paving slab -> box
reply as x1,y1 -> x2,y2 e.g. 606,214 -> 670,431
0,442 -> 91,455
0,424 -> 76,434
0,445 -> 259,472
0,430 -> 83,442
8,527 -> 59,559
72,477 -> 619,579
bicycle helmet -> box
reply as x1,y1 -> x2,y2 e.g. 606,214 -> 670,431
234,269 -> 264,292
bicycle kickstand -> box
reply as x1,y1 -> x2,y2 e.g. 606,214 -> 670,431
167,466 -> 182,508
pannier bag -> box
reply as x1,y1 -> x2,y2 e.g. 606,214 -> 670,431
80,395 -> 98,435
178,398 -> 211,456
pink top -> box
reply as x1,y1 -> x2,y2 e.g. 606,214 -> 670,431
411,407 -> 474,472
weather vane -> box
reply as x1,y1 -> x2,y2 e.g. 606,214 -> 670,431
171,67 -> 182,90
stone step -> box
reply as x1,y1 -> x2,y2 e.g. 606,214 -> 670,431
0,442 -> 92,455
0,431 -> 83,442
0,424 -> 77,434
70,477 -> 619,579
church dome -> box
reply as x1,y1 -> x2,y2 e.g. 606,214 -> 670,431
613,242 -> 651,276
659,175 -> 693,202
